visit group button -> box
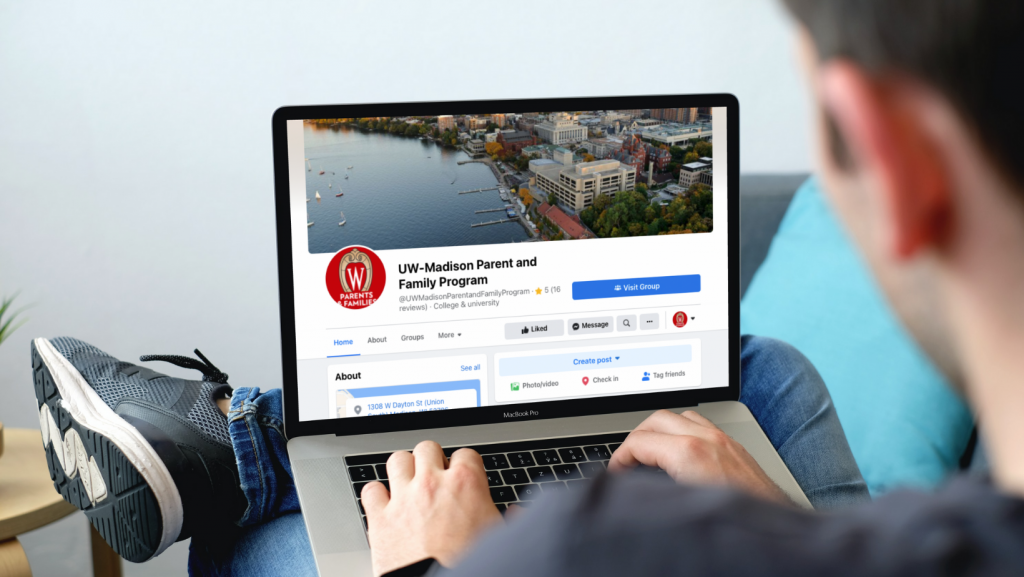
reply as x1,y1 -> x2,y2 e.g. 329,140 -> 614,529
571,275 -> 701,301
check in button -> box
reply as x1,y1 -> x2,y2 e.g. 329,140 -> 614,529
571,275 -> 701,301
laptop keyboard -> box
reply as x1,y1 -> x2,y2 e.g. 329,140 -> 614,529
344,432 -> 630,531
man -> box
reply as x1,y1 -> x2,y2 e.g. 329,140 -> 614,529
31,0 -> 1024,575
362,0 -> 1024,575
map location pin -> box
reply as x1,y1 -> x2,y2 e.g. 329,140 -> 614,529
354,405 -> 362,415
582,376 -> 589,385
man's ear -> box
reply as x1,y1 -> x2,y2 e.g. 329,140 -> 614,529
818,61 -> 952,259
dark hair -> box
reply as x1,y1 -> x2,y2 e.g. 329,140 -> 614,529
783,0 -> 1024,190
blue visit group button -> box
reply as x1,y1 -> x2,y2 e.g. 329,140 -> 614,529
571,274 -> 701,300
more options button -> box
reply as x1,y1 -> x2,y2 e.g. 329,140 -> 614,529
571,274 -> 701,300
505,320 -> 565,340
639,313 -> 660,330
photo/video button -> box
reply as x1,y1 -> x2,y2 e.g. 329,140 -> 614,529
639,313 -> 660,330
568,317 -> 614,335
617,314 -> 637,332
504,320 -> 565,340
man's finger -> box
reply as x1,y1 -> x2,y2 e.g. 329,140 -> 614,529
387,450 -> 415,491
634,409 -> 709,437
412,440 -> 447,475
361,480 -> 390,517
680,410 -> 716,428
448,448 -> 485,472
607,430 -> 688,472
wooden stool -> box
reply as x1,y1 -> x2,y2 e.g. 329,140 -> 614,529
0,423 -> 123,576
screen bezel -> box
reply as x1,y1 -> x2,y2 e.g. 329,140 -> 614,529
272,94 -> 741,439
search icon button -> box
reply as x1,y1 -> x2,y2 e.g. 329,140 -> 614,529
617,314 -> 637,332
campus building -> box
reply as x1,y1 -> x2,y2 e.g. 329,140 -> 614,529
463,116 -> 489,130
437,115 -> 455,132
607,134 -> 646,175
580,137 -> 621,159
492,113 -> 506,128
604,134 -> 669,174
679,160 -> 713,189
630,118 -> 662,130
534,158 -> 637,211
650,108 -> 698,123
496,130 -> 537,155
641,122 -> 713,146
537,203 -> 594,239
521,144 -> 581,164
465,139 -> 486,155
535,112 -> 588,145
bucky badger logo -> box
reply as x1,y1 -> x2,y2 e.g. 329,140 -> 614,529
339,248 -> 373,293
325,246 -> 386,310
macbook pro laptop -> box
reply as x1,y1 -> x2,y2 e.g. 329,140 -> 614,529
271,94 -> 810,576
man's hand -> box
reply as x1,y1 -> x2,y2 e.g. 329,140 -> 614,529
362,441 -> 502,576
608,410 -> 791,505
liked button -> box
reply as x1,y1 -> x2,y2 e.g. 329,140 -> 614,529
504,320 -> 565,340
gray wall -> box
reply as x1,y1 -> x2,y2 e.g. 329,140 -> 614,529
0,1 -> 810,574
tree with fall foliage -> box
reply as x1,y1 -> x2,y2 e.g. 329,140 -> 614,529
579,183 -> 713,239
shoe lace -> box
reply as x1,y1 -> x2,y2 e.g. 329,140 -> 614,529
139,349 -> 230,384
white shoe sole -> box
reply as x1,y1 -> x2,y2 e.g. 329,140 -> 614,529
32,337 -> 183,561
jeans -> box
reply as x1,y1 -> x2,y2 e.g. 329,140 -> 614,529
739,335 -> 869,509
187,386 -> 316,575
187,335 -> 869,575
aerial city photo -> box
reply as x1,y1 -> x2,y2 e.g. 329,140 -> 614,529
303,108 -> 715,253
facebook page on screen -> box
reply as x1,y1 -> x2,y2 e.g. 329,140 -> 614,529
286,107 -> 729,422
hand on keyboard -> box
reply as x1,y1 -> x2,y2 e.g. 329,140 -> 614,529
607,410 -> 792,505
362,441 -> 501,577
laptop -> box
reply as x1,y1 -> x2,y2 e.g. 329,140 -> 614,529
271,94 -> 809,576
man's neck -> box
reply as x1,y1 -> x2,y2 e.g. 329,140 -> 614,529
943,176 -> 1024,496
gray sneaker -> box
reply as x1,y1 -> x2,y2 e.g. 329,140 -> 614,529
31,336 -> 246,562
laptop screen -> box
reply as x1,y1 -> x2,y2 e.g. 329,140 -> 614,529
276,97 -> 736,435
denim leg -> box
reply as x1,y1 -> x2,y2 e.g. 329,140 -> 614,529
188,513 -> 316,576
225,387 -> 300,526
740,335 -> 871,509
187,387 -> 317,576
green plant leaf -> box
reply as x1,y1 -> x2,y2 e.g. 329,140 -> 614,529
0,293 -> 29,348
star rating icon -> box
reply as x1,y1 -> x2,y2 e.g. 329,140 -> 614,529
535,287 -> 542,295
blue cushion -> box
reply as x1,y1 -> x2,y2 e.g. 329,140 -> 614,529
741,177 -> 974,496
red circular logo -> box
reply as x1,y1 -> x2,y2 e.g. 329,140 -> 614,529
672,311 -> 688,328
325,246 -> 386,309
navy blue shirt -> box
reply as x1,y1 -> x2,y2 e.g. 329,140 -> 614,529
435,472 -> 1024,576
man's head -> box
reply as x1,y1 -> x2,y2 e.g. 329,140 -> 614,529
783,0 -> 1024,393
